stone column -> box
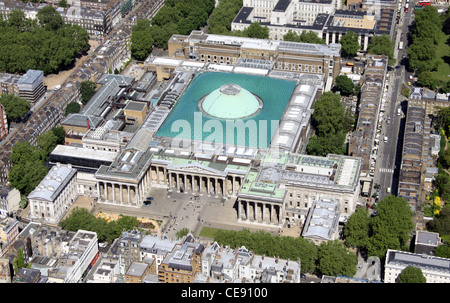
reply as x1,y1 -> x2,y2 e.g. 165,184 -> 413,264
207,177 -> 211,196
156,166 -> 160,184
215,178 -> 219,197
245,201 -> 249,221
261,203 -> 265,223
112,183 -> 115,203
237,200 -> 242,220
120,184 -> 123,203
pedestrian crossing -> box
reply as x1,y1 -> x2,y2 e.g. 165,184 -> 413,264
378,168 -> 395,174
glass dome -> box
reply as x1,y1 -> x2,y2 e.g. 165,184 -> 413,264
199,84 -> 263,120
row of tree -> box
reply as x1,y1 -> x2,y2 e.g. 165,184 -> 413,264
213,229 -> 356,277
131,0 -> 215,60
213,196 -> 415,277
283,30 -> 326,44
207,0 -> 243,35
60,207 -> 141,243
0,7 -> 90,75
408,6 -> 450,92
306,92 -> 351,156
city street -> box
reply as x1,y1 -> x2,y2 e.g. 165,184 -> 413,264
372,1 -> 415,202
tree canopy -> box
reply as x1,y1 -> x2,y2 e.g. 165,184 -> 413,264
213,229 -> 318,273
307,92 -> 347,156
283,30 -> 326,44
60,207 -> 141,243
334,75 -> 355,96
408,6 -> 442,75
79,80 -> 97,105
65,101 -> 81,115
0,8 -> 89,75
339,31 -> 360,58
130,0 -> 215,54
245,22 -> 269,39
207,0 -> 243,35
8,127 -> 64,196
316,240 -> 357,277
130,19 -> 154,61
0,93 -> 30,122
397,266 -> 426,283
343,196 -> 415,259
367,34 -> 395,66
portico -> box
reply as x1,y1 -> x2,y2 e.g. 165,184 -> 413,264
149,162 -> 245,198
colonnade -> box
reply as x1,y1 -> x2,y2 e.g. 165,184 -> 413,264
324,32 -> 369,51
237,200 -> 283,225
96,166 -> 152,205
150,165 -> 243,198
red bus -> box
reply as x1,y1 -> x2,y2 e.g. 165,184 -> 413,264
417,0 -> 431,6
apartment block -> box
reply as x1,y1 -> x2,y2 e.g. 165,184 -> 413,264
0,184 -> 20,217
0,215 -> 19,256
158,236 -> 204,283
0,104 -> 8,142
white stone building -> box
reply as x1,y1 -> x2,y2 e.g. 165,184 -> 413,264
384,249 -> 450,283
27,163 -> 77,225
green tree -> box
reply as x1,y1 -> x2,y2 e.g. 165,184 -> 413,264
36,6 -> 64,31
367,195 -> 414,258
427,205 -> 450,236
434,245 -> 450,258
245,22 -> 269,39
306,132 -> 347,156
311,92 -> 345,136
411,6 -> 442,45
339,31 -> 360,58
0,94 -> 30,122
37,131 -> 58,156
344,207 -> 370,249
58,0 -> 68,7
283,30 -> 301,42
367,34 -> 394,66
8,159 -> 49,196
60,207 -> 141,243
299,30 -> 325,44
397,266 -> 426,283
334,75 -> 355,96
283,30 -> 325,44
9,141 -> 46,166
207,0 -> 243,35
316,240 -> 357,277
79,80 -> 97,105
51,126 -> 66,144
131,19 -> 154,61
417,71 -> 438,90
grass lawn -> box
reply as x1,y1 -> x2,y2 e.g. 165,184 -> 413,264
431,33 -> 450,82
199,226 -> 221,238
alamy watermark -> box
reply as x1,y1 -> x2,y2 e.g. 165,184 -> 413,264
169,112 -> 281,152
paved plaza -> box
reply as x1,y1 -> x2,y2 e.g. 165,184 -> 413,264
91,186 -> 286,240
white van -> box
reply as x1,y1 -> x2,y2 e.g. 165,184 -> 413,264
384,136 -> 388,143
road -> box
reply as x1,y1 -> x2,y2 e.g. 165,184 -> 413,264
372,1 -> 415,202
